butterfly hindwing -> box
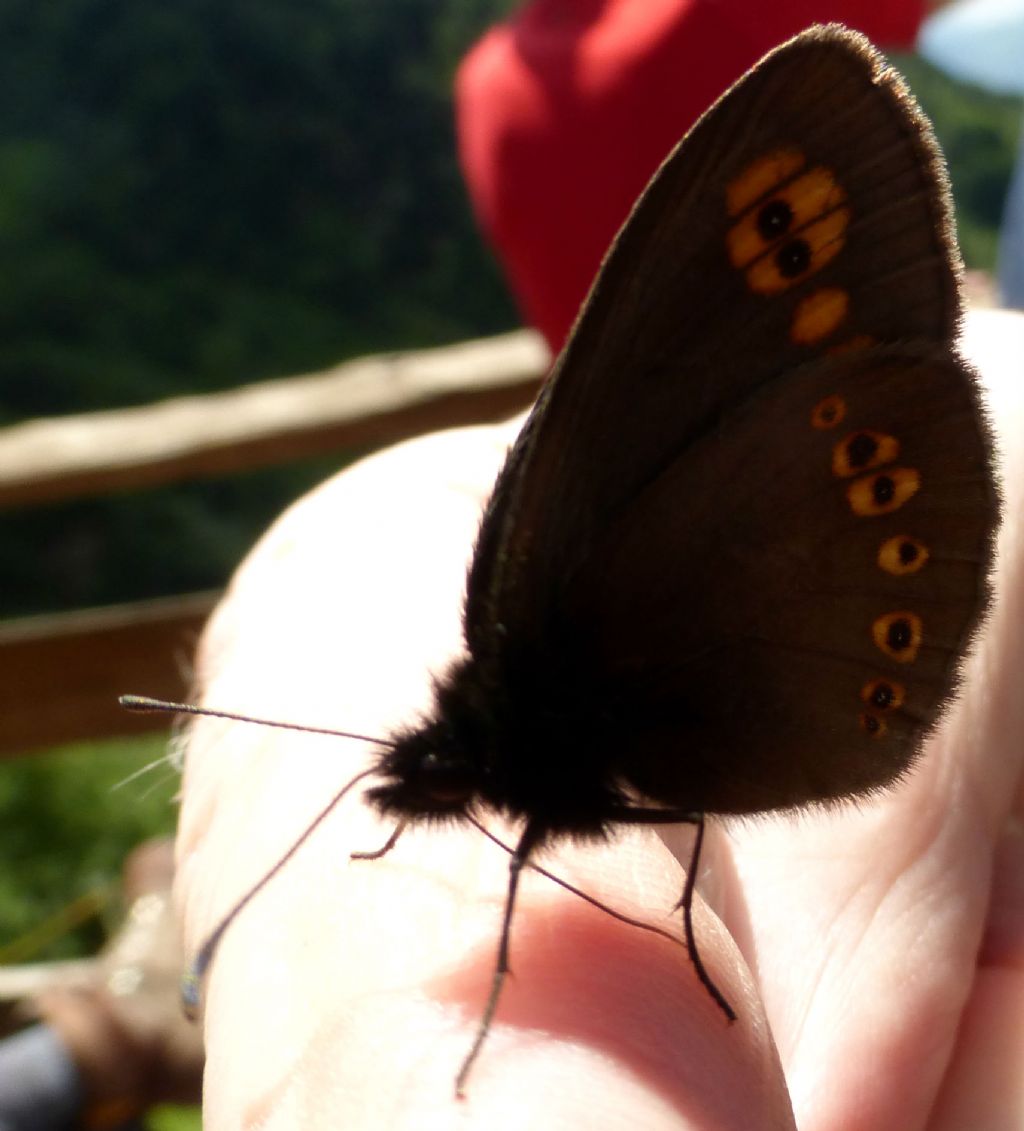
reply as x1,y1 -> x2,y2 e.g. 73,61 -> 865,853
557,345 -> 995,811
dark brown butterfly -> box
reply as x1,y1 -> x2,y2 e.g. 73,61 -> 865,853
126,23 -> 998,1096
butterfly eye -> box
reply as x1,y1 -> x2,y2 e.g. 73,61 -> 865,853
420,752 -> 476,805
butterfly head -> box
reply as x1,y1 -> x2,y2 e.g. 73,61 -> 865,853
367,721 -> 482,820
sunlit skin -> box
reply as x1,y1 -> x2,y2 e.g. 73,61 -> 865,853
176,310 -> 1024,1129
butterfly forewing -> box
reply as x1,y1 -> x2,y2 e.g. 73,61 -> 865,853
467,26 -> 964,658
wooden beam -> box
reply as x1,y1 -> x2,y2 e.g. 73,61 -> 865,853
0,330 -> 550,753
0,959 -> 97,1003
0,329 -> 548,508
0,593 -> 219,756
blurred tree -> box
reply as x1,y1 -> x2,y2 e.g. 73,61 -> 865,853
0,6 -> 1016,616
0,0 -> 518,422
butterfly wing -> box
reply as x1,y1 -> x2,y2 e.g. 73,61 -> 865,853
467,25 -> 963,650
462,26 -> 996,812
558,344 -> 995,811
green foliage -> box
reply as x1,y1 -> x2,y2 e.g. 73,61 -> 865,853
0,0 -> 519,616
2,452 -> 354,614
0,733 -> 196,1130
0,734 -> 178,961
0,0 -> 518,423
893,52 -> 1023,269
0,11 -> 1017,620
148,1107 -> 202,1131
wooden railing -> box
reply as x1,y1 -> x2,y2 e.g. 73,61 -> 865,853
0,330 -> 548,756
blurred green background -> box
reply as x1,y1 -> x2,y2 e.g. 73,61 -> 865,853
0,3 -> 1019,1126
0,8 -> 1019,620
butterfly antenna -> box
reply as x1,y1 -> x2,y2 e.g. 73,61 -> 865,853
182,765 -> 378,1017
463,814 -> 683,951
119,694 -> 395,747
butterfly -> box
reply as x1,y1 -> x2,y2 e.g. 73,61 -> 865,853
125,22 -> 997,1097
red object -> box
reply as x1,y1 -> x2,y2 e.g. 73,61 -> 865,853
456,0 -> 926,353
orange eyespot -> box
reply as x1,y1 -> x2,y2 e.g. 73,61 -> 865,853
727,168 -> 847,267
811,394 -> 846,430
872,612 -> 923,662
832,430 -> 900,478
860,679 -> 906,711
742,207 -> 850,293
847,468 -> 920,516
726,149 -> 806,216
791,288 -> 849,345
878,536 -> 929,576
860,712 -> 888,738
727,165 -> 849,294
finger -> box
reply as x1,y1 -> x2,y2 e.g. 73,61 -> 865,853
929,819 -> 1024,1128
669,310 -> 1024,1130
195,768 -> 791,1128
178,422 -> 794,1128
951,309 -> 1024,830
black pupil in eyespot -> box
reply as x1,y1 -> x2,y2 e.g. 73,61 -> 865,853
776,238 -> 811,278
888,620 -> 912,650
871,683 -> 894,708
899,541 -> 919,564
757,199 -> 793,239
848,432 -> 878,468
873,475 -> 895,504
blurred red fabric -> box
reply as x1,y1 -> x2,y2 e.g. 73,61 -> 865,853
456,0 -> 926,353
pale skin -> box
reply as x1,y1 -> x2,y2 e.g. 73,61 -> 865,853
176,309 -> 1024,1129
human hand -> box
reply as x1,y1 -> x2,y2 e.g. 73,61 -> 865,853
177,309 -> 1024,1129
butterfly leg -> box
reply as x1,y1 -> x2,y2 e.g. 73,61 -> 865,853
350,819 -> 408,861
454,819 -> 546,1098
672,816 -> 736,1022
605,807 -> 735,1022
